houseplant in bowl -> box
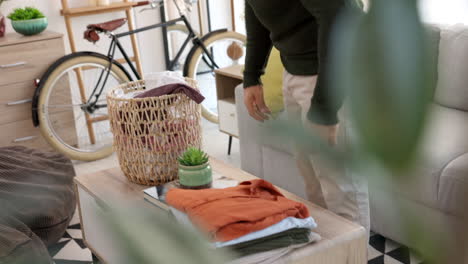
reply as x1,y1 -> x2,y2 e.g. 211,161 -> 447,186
0,0 -> 8,37
178,147 -> 212,189
8,7 -> 47,36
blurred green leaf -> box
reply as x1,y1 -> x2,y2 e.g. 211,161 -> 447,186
96,203 -> 233,264
264,117 -> 351,166
330,0 -> 435,171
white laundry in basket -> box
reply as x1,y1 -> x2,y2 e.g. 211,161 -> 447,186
112,71 -> 189,99
144,71 -> 188,89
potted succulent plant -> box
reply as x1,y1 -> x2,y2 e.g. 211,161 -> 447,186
8,6 -> 48,36
178,147 -> 212,189
0,0 -> 8,37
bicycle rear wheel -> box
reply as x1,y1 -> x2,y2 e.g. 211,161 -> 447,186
37,52 -> 131,161
184,30 -> 246,123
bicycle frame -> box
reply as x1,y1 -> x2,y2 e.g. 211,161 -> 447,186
113,14 -> 197,78
87,13 -> 219,109
32,0 -> 235,136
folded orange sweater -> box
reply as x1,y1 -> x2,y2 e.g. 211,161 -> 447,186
166,179 -> 310,242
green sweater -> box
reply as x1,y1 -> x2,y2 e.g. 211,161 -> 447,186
244,0 -> 362,125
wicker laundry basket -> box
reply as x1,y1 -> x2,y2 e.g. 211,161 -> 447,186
107,78 -> 202,186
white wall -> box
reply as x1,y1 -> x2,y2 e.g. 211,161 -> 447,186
0,0 -> 185,74
232,0 -> 245,35
363,0 -> 468,25
1,0 -> 241,74
207,0 -> 231,31
419,0 -> 468,25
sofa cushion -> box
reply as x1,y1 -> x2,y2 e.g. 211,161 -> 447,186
0,146 -> 76,246
438,153 -> 468,216
0,215 -> 52,264
261,146 -> 307,199
236,84 -> 296,155
377,104 -> 468,216
435,24 -> 468,111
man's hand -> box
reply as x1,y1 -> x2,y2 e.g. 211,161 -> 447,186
244,85 -> 271,122
306,122 -> 339,146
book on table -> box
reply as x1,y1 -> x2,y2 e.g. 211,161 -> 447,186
143,171 -> 238,211
143,181 -> 177,211
142,174 -> 319,259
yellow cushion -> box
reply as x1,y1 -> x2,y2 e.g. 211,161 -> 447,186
261,48 -> 284,113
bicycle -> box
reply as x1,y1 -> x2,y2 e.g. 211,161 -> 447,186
31,0 -> 246,161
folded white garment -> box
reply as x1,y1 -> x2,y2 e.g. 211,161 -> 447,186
144,71 -> 187,89
226,232 -> 321,264
214,216 -> 317,248
111,88 -> 143,99
110,71 -> 188,99
169,207 -> 318,248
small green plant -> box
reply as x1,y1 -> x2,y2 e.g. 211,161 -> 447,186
8,7 -> 45,21
178,147 -> 209,166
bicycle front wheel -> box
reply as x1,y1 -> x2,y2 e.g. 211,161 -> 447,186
184,31 -> 246,123
37,52 -> 131,161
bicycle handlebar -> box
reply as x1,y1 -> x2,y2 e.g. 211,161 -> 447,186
135,0 -> 196,15
135,1 -> 150,7
135,0 -> 198,7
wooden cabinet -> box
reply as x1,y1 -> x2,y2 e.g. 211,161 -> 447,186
218,98 -> 238,136
0,31 -> 75,150
0,36 -> 64,86
215,64 -> 243,138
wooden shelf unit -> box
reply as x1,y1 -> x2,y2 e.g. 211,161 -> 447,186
60,2 -> 138,17
214,64 -> 243,155
214,64 -> 243,136
59,0 -> 143,145
59,0 -> 143,75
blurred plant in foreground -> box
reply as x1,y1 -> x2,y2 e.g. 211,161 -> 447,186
329,0 -> 464,263
267,0 -> 466,263
95,203 -> 234,264
333,0 -> 434,172
90,1 -> 466,264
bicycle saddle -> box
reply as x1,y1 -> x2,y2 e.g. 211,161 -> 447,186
84,18 -> 127,43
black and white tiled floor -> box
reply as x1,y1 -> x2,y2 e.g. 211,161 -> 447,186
48,211 -> 424,264
48,212 -> 94,264
367,232 -> 424,264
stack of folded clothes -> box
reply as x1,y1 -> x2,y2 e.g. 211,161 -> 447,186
166,179 -> 320,260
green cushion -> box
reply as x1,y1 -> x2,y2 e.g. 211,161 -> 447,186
261,48 -> 284,113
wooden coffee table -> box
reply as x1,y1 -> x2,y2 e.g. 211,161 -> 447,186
75,158 -> 367,264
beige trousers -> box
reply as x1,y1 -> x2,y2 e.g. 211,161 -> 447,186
282,71 -> 370,234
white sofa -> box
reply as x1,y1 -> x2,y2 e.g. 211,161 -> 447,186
235,24 -> 467,257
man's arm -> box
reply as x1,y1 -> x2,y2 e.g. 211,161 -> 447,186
300,0 -> 352,125
243,1 -> 273,88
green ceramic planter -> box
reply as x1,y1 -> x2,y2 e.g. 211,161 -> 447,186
11,17 -> 48,36
178,162 -> 212,189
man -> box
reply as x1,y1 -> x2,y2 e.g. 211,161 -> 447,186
243,0 -> 370,233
